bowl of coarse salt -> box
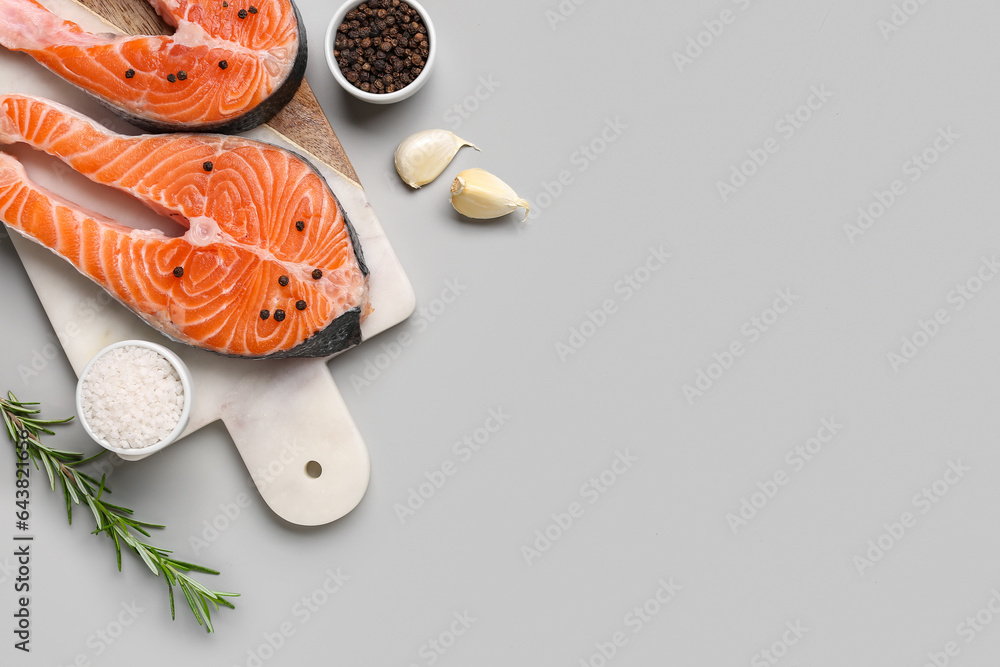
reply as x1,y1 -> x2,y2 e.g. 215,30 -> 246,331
76,340 -> 193,461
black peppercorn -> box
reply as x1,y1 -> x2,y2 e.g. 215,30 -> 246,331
173,267 -> 184,277
238,8 -> 247,18
296,300 -> 307,311
278,275 -> 289,287
334,2 -> 429,94
203,161 -> 213,172
260,309 -> 270,320
125,68 -> 135,78
295,220 -> 304,232
177,71 -> 187,80
248,6 -> 257,13
274,309 -> 286,322
219,60 -> 228,69
312,269 -> 323,280
166,73 -> 176,82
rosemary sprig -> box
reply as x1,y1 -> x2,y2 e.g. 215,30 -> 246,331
2,391 -> 238,632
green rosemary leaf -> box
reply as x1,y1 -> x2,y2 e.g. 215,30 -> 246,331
100,501 -> 134,515
169,560 -> 221,576
64,476 -> 80,506
112,529 -> 122,572
1,407 -> 15,440
85,497 -> 101,528
180,581 -> 205,628
29,416 -> 73,425
2,392 -> 236,631
76,450 -> 106,466
76,470 -> 101,487
199,594 -> 215,634
40,451 -> 55,490
59,476 -> 73,524
167,577 -> 176,620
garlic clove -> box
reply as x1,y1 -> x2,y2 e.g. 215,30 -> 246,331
450,168 -> 530,222
394,129 -> 479,188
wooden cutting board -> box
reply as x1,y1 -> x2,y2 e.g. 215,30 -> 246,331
1,0 -> 415,525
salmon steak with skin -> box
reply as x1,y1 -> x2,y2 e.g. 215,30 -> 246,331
0,94 -> 369,358
0,0 -> 306,133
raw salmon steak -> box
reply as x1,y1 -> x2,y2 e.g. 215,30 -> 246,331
0,94 -> 369,358
0,0 -> 306,133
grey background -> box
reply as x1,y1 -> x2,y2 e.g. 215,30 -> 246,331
3,0 -> 1000,664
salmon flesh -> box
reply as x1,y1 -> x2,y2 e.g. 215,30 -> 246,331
0,0 -> 306,133
0,94 -> 369,359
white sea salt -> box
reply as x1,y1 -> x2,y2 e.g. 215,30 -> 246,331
79,345 -> 186,449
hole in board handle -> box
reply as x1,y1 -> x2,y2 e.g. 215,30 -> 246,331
305,460 -> 323,478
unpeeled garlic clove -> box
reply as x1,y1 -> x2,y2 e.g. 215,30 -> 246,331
450,168 -> 530,222
394,129 -> 479,188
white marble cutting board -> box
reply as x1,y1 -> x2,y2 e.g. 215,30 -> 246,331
0,0 -> 415,525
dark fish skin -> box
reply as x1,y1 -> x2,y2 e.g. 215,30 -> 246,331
91,2 -> 308,134
266,307 -> 362,359
266,145 -> 368,359
212,143 -> 368,360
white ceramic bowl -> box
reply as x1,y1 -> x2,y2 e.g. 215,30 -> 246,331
75,340 -> 193,461
325,0 -> 436,104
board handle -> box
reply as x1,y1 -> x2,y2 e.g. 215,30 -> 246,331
220,359 -> 370,526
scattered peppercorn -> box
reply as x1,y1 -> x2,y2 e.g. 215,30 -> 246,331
333,1 -> 430,94
278,275 -> 289,287
295,220 -> 305,232
167,73 -> 177,83
296,300 -> 307,311
172,267 -> 184,277
249,6 -> 258,13
219,60 -> 229,69
274,309 -> 286,322
125,68 -> 135,79
260,309 -> 270,320
238,8 -> 248,18
203,161 -> 213,172
222,1 -> 228,5
311,269 -> 323,280
177,70 -> 187,81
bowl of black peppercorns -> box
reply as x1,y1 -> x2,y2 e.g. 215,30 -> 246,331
325,0 -> 436,104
